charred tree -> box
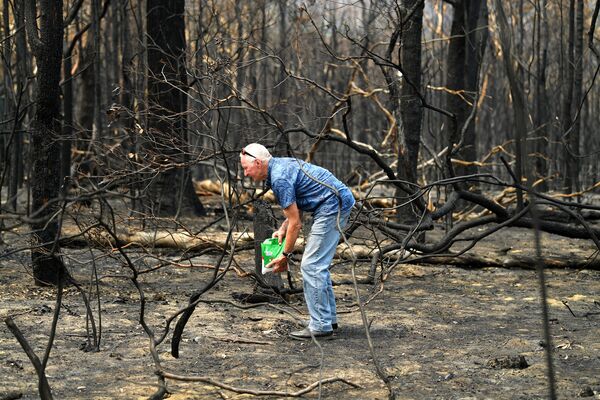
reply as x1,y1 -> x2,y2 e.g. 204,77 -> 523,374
273,0 -> 292,155
119,0 -> 135,136
12,0 -> 28,208
393,0 -> 425,224
495,0 -> 530,209
567,0 -> 584,195
1,0 -> 26,212
1,0 -> 12,201
77,40 -> 96,154
24,0 -> 67,286
145,0 -> 205,218
62,30 -> 75,186
253,200 -> 284,296
399,0 -> 424,185
533,0 -> 550,192
562,0 -> 576,193
445,0 -> 488,179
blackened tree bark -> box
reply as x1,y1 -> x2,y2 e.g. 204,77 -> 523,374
399,0 -> 424,184
24,0 -> 66,285
61,29 -> 74,185
119,0 -> 135,141
2,0 -> 13,201
568,0 -> 584,195
445,0 -> 488,178
62,0 -> 108,184
1,0 -> 26,212
379,1 -> 425,222
533,0 -> 549,192
562,0 -> 576,193
14,0 -> 27,199
253,201 -> 283,292
146,0 -> 205,217
91,0 -> 103,142
446,0 -> 467,159
77,41 -> 95,152
274,0 -> 291,155
495,0 -> 530,209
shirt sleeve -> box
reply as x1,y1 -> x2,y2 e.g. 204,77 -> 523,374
271,178 -> 296,209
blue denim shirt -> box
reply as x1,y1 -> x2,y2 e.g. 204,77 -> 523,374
266,158 -> 355,217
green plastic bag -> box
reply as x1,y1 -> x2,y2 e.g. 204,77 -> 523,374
261,237 -> 285,274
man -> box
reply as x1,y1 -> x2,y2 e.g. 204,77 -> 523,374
240,143 -> 355,340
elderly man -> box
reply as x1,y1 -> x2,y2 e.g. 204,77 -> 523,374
240,143 -> 355,339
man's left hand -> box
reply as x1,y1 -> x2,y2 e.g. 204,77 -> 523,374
266,255 -> 288,273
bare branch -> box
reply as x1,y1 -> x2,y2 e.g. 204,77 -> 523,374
160,372 -> 362,397
4,317 -> 54,399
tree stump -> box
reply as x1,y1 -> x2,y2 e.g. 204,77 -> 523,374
252,200 -> 284,299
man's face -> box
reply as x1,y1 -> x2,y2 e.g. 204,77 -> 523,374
240,155 -> 264,182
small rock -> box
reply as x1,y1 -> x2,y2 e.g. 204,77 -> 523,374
437,372 -> 455,382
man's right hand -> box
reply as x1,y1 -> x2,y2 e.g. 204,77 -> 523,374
266,255 -> 288,273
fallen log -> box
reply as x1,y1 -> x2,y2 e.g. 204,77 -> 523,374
59,226 -> 598,270
406,253 -> 600,270
194,179 -> 395,208
60,225 -> 254,250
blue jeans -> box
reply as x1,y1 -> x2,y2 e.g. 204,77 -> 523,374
301,211 -> 350,332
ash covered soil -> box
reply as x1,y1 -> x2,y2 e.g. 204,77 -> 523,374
1,219 -> 600,400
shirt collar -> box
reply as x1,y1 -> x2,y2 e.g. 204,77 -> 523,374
265,158 -> 274,189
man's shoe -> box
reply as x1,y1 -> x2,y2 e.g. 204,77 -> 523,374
289,327 -> 333,340
332,323 -> 338,330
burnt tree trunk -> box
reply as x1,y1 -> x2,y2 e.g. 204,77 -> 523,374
446,0 -> 487,179
253,200 -> 283,292
274,0 -> 291,155
120,0 -> 134,135
1,0 -> 26,212
562,0 -> 576,193
1,0 -> 13,208
534,0 -> 550,192
399,0 -> 424,184
569,0 -> 584,195
464,0 -> 487,174
495,0 -> 530,208
77,41 -> 95,154
446,0 -> 467,163
91,0 -> 103,142
396,0 -> 424,224
61,31 -> 74,187
145,0 -> 205,218
25,1 -> 66,284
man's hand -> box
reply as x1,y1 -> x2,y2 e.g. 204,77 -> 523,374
266,255 -> 288,273
272,229 -> 286,244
